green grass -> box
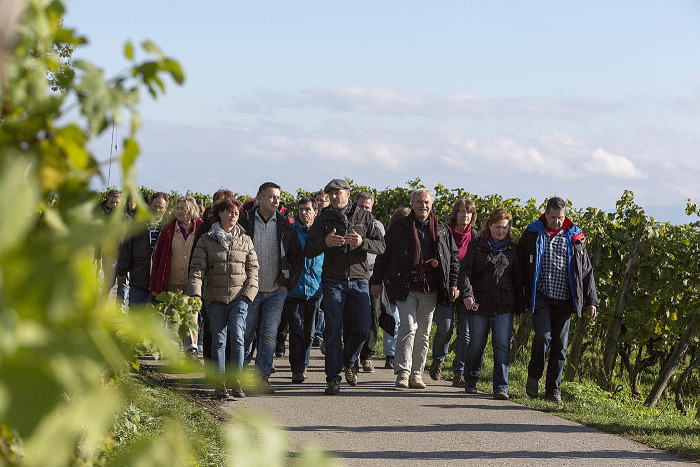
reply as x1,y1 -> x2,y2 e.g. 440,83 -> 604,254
377,325 -> 700,463
105,372 -> 227,466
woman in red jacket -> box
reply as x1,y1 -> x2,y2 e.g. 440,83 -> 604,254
151,196 -> 203,358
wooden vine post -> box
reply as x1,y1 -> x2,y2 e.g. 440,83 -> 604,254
601,219 -> 645,387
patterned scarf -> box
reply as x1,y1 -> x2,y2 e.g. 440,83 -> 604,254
210,222 -> 241,249
332,202 -> 353,232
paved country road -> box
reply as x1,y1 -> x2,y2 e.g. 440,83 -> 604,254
145,349 -> 694,466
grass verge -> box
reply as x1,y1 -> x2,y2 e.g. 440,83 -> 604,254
105,372 -> 227,466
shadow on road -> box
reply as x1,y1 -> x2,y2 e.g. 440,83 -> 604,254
287,422 -> 596,434
332,449 -> 689,462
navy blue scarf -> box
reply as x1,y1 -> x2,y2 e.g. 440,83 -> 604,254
488,237 -> 506,254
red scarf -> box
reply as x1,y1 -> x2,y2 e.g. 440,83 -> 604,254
449,223 -> 472,262
539,213 -> 573,238
409,211 -> 438,267
150,217 -> 203,294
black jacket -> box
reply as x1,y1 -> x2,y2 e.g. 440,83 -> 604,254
117,224 -> 159,290
457,237 -> 525,316
239,207 -> 303,291
371,215 -> 459,305
305,203 -> 385,280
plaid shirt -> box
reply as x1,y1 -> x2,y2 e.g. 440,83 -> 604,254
537,229 -> 571,301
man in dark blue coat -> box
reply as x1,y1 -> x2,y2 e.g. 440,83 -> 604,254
305,179 -> 385,395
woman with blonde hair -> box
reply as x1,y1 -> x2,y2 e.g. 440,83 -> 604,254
151,196 -> 203,358
458,208 -> 524,400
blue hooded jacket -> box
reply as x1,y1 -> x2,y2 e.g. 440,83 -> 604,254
288,220 -> 323,300
518,215 -> 598,317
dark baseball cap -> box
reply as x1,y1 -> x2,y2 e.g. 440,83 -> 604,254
324,179 -> 351,193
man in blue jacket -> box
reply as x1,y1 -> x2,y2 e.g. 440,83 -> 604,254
518,196 -> 598,404
285,197 -> 324,383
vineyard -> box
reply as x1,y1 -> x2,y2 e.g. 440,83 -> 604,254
1,0 -> 698,463
107,181 -> 700,417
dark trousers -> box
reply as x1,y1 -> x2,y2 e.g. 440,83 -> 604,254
527,292 -> 572,397
276,307 -> 289,351
360,294 -> 381,360
323,279 -> 371,383
285,295 -> 322,373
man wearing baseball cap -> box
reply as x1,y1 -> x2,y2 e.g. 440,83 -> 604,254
305,179 -> 386,395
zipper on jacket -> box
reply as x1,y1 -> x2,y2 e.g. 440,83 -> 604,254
227,247 -> 231,302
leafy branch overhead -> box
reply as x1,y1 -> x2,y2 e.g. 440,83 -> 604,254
0,1 -> 335,465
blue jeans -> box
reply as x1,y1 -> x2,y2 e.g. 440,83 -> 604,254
313,306 -> 325,341
127,286 -> 152,307
207,299 -> 248,381
431,303 -> 470,376
528,293 -> 572,397
322,279 -> 371,383
285,295 -> 321,373
244,287 -> 288,376
117,273 -> 129,308
382,303 -> 401,357
464,313 -> 514,393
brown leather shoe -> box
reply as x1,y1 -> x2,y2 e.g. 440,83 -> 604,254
361,358 -> 375,373
546,394 -> 563,404
452,375 -> 466,388
429,360 -> 442,381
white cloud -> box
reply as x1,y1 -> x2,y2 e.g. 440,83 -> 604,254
232,86 -> 623,119
671,93 -> 700,115
109,111 -> 699,211
585,148 -> 646,179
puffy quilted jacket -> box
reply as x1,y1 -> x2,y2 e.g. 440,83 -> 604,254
187,226 -> 259,303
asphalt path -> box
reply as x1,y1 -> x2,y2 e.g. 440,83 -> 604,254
204,348 -> 693,466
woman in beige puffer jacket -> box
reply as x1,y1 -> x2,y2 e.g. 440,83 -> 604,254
187,199 -> 258,398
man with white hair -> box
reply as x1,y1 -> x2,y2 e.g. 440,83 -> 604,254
305,179 -> 385,395
371,188 -> 459,389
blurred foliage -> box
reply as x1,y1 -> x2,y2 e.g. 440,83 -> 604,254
0,1 -> 333,465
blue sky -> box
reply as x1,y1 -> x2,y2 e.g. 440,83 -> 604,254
65,1 -> 700,221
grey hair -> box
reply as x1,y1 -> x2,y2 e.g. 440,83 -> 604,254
545,196 -> 567,213
355,191 -> 374,203
410,188 -> 434,204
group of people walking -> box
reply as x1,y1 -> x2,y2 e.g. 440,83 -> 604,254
111,179 -> 599,403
